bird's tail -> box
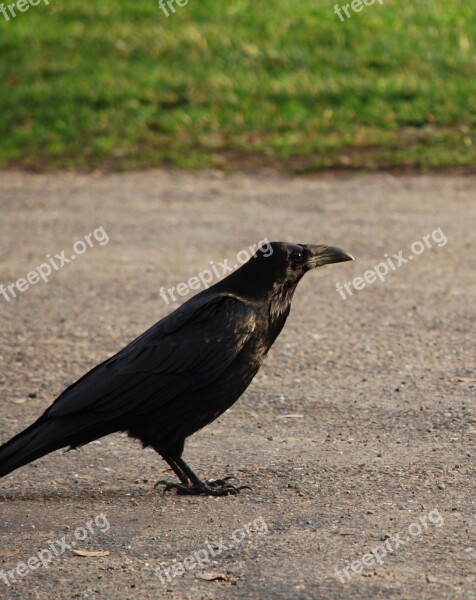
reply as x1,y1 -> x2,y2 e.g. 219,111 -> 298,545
0,414 -> 110,479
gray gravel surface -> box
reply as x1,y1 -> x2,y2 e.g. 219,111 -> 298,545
0,170 -> 475,599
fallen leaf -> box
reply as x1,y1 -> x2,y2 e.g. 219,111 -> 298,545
277,414 -> 304,419
195,571 -> 229,582
72,549 -> 110,557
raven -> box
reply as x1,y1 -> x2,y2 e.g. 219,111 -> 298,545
0,242 -> 353,495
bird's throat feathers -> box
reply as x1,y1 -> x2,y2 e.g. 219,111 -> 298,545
268,281 -> 297,323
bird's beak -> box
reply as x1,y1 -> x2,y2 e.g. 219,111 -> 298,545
306,244 -> 354,268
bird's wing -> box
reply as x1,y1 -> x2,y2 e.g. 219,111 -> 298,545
47,294 -> 256,420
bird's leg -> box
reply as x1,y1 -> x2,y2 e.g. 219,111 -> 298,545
155,452 -> 251,496
154,450 -> 191,487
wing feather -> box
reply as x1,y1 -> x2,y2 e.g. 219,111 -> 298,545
47,294 -> 256,420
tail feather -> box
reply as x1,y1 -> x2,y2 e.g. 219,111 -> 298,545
0,415 -> 113,479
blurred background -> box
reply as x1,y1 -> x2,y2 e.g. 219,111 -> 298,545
1,0 -> 475,172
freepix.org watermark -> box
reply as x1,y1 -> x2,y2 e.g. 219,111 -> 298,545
336,227 -> 447,299
0,513 -> 110,587
0,0 -> 49,21
0,226 -> 109,303
334,0 -> 384,22
157,0 -> 189,17
149,516 -> 268,585
334,508 -> 444,583
159,238 -> 273,305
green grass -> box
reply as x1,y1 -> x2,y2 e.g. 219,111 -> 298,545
1,0 -> 475,171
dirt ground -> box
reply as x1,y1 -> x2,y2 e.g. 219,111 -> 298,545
0,170 -> 474,599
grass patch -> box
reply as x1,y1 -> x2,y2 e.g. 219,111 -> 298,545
1,0 -> 475,171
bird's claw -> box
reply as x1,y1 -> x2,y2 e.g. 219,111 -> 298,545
154,480 -> 193,495
154,477 -> 252,496
154,479 -> 184,494
206,475 -> 236,487
207,477 -> 253,494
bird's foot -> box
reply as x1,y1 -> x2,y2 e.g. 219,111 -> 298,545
207,475 -> 236,487
154,476 -> 252,496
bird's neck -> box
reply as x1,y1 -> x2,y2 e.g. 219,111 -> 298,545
264,281 -> 298,345
268,281 -> 297,320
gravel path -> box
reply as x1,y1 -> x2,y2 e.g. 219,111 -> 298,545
0,170 -> 475,599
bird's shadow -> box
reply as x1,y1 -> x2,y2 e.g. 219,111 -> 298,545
0,483 -> 164,504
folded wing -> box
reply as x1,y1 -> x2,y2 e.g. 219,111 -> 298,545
47,294 -> 256,420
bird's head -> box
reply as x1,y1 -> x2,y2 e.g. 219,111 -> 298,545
212,241 -> 353,305
253,241 -> 354,284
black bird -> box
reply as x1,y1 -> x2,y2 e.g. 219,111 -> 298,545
0,242 -> 353,495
